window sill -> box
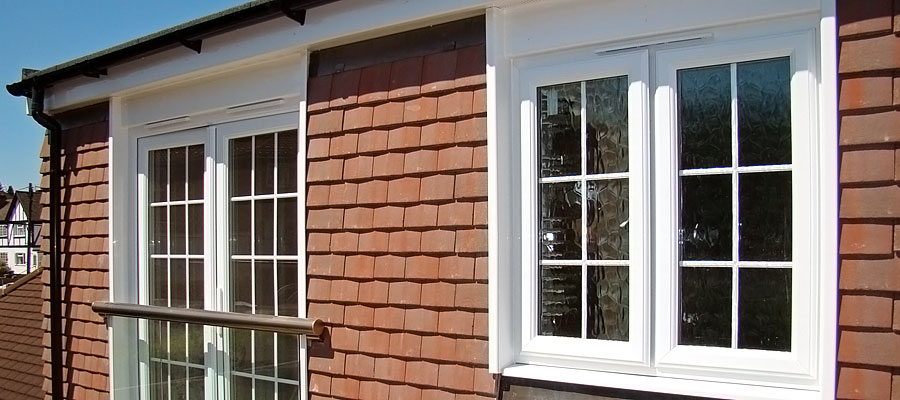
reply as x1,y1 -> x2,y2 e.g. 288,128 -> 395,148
501,364 -> 824,400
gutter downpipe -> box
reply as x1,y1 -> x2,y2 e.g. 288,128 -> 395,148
26,86 -> 64,400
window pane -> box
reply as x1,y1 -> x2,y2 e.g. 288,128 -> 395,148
188,367 -> 204,399
739,268 -> 791,351
170,205 -> 186,255
540,182 -> 582,260
256,379 -> 275,400
255,261 -> 275,315
680,174 -> 731,261
230,201 -> 251,255
277,130 -> 298,193
187,145 -> 204,200
150,149 -> 168,203
255,133 -> 276,195
679,267 -> 731,347
586,76 -> 628,175
171,365 -> 186,399
149,206 -> 168,255
739,171 -> 792,261
277,261 -> 298,317
149,360 -> 169,400
188,204 -> 203,255
277,198 -> 298,255
587,266 -> 628,341
678,65 -> 731,169
230,137 -> 252,197
170,259 -> 186,308
232,260 -> 252,314
540,265 -> 581,337
150,258 -> 168,307
188,323 -> 204,365
232,375 -> 252,398
587,179 -> 628,260
231,329 -> 253,373
255,200 -> 274,256
170,322 -> 186,362
189,260 -> 203,309
738,57 -> 791,166
539,82 -> 581,177
279,383 -> 299,400
277,334 -> 300,380
170,147 -> 186,201
254,331 -> 275,377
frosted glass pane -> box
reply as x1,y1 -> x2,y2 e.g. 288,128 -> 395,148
587,179 -> 628,260
587,266 -> 628,341
539,82 -> 581,177
738,57 -> 791,166
540,182 -> 582,260
678,64 -> 731,169
680,267 -> 731,347
586,76 -> 628,175
540,265 -> 581,337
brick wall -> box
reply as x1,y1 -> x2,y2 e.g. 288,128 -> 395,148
38,104 -> 110,399
304,26 -> 496,399
836,1 -> 900,399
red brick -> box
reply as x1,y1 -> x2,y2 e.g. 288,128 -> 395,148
375,357 -> 407,383
373,153 -> 406,178
308,110 -> 344,136
840,224 -> 894,255
437,90 -> 474,119
387,126 -> 422,150
455,45 -> 486,87
405,255 -> 440,280
374,307 -> 406,331
439,256 -> 475,281
837,0 -> 892,37
308,278 -> 331,302
359,63 -> 393,104
840,295 -> 894,329
841,186 -> 900,218
839,35 -> 900,74
421,282 -> 456,308
307,232 -> 331,252
421,122 -> 456,147
421,230 -> 456,253
357,180 -> 389,205
375,255 -> 406,279
840,76 -> 894,110
332,279 -> 360,303
420,175 -> 455,201
422,50 -> 458,94
836,366 -> 892,400
473,368 -> 495,395
438,364 -> 475,391
308,303 -> 344,324
308,159 -> 343,182
344,207 -> 375,230
389,332 -> 422,358
330,69 -> 361,108
840,258 -> 900,291
456,229 -> 488,253
308,74 -> 333,112
345,255 -> 375,278
455,172 -> 488,199
358,129 -> 389,154
331,232 -> 360,252
420,335 -> 457,362
329,182 -> 359,205
437,202 -> 474,226
344,106 -> 374,131
331,327 -> 360,351
308,208 -> 344,230
405,360 -> 439,386
373,102 -> 406,127
404,204 -> 438,227
405,309 -> 439,333
332,377 -> 361,399
838,331 -> 900,367
360,380 -> 391,400
404,97 -> 438,123
308,137 -> 331,159
346,353 -> 376,378
345,305 -> 376,328
358,281 -> 389,304
310,373 -> 332,396
438,311 -> 474,336
389,57 -> 424,99
389,384 -> 422,400
330,134 -> 359,157
388,178 -> 421,203
840,111 -> 900,145
388,281 -> 422,305
358,231 -> 390,253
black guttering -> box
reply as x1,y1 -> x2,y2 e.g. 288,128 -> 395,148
6,0 -> 337,97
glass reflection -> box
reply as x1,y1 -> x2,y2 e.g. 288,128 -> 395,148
539,82 -> 581,177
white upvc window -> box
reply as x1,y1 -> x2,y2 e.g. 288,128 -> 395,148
136,112 -> 302,400
510,29 -> 824,396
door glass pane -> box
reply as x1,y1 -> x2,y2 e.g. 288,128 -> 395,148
586,76 -> 628,175
739,171 -> 792,261
539,265 -> 581,337
539,82 -> 581,177
276,131 -> 298,193
679,267 -> 731,347
587,179 -> 628,260
738,268 -> 791,351
680,174 -> 731,261
255,133 -> 276,195
587,266 -> 628,340
540,182 -> 581,260
737,57 -> 791,166
678,64 -> 731,169
170,147 -> 186,201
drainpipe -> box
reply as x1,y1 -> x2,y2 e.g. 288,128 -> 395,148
25,86 -> 64,400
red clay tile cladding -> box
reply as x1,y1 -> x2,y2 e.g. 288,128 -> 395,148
0,270 -> 45,399
306,26 -> 494,398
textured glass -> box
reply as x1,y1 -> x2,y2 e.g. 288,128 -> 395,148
187,145 -> 204,200
738,57 -> 791,166
170,259 -> 186,308
169,205 -> 186,255
678,65 -> 731,169
232,261 -> 252,314
277,198 -> 298,255
680,174 -> 732,261
149,206 -> 167,255
587,179 -> 628,260
587,266 -> 628,340
740,171 -> 792,261
231,328 -> 252,373
739,268 -> 792,351
230,201 -> 251,255
188,260 -> 203,309
586,76 -> 628,175
149,150 -> 168,203
277,131 -> 298,193
680,267 -> 732,347
232,375 -> 252,398
255,331 -> 275,376
539,82 -> 582,177
230,137 -> 252,197
540,182 -> 582,260
188,204 -> 203,255
539,265 -> 581,337
170,147 -> 186,201
277,261 -> 298,317
255,133 -> 276,195
256,261 -> 275,315
277,334 -> 300,380
150,258 -> 168,306
255,200 -> 274,255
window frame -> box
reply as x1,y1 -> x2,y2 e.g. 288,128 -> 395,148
15,253 -> 25,266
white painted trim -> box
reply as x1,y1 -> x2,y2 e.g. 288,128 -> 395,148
296,48 -> 311,400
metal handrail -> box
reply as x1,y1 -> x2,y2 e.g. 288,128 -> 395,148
92,301 -> 324,336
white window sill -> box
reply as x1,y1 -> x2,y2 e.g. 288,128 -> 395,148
501,364 -> 823,400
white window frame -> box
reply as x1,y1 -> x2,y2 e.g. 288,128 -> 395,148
14,224 -> 25,238
15,253 -> 25,266
517,50 -> 650,370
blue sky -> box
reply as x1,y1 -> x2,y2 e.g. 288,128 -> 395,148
0,1 -> 246,191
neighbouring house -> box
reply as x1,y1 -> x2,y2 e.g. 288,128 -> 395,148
0,187 -> 41,277
6,0 -> 898,399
